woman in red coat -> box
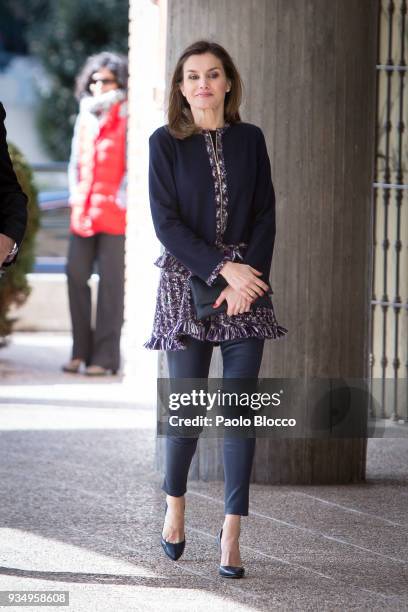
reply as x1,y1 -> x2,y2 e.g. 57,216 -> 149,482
63,52 -> 128,376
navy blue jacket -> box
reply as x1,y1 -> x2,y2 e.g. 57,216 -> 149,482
148,121 -> 276,283
0,103 -> 28,265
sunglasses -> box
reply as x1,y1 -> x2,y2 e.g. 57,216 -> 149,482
91,78 -> 117,85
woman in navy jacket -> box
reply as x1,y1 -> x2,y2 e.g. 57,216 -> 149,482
145,40 -> 287,578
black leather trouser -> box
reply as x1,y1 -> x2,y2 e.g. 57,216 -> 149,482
163,336 -> 265,516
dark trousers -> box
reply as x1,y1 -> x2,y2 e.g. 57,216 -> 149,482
163,336 -> 265,516
66,233 -> 125,371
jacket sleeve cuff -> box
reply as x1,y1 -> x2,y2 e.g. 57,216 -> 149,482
205,257 -> 231,287
3,242 -> 18,263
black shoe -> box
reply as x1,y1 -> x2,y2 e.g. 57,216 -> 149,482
217,528 -> 245,578
62,358 -> 83,373
161,502 -> 185,561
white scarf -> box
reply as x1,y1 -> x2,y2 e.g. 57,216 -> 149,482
80,89 -> 126,116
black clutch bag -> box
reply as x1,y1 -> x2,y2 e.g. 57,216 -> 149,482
189,275 -> 273,320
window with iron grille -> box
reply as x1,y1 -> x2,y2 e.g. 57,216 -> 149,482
372,0 -> 408,422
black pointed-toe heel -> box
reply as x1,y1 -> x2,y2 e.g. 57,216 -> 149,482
217,528 -> 245,578
160,502 -> 185,561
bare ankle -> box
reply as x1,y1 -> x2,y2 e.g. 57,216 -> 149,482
223,514 -> 241,534
166,494 -> 185,510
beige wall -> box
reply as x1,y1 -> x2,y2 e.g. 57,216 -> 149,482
125,0 -> 167,394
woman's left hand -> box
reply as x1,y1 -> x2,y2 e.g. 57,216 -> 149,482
212,285 -> 253,316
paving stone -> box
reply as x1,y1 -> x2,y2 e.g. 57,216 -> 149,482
0,333 -> 407,611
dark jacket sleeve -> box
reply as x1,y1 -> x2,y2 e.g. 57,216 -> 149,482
0,103 -> 28,261
242,127 -> 276,280
149,127 -> 225,283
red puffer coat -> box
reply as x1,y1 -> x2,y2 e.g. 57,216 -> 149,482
69,100 -> 127,237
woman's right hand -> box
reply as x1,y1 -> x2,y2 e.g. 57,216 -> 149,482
219,261 -> 269,300
213,286 -> 253,316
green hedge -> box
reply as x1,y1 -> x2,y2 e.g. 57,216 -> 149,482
3,0 -> 129,160
0,144 -> 40,340
28,0 -> 129,160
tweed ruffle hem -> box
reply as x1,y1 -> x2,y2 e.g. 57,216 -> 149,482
144,249 -> 288,351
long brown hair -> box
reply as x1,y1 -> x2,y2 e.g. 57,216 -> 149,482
167,40 -> 243,139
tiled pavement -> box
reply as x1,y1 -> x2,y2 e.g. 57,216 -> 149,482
0,333 -> 407,611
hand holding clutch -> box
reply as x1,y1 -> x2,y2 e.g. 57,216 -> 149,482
218,261 -> 270,300
189,275 -> 273,321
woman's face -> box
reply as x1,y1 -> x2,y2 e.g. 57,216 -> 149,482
89,66 -> 118,97
179,52 -> 231,114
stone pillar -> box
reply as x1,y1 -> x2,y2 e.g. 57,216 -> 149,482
125,0 -> 167,401
131,0 -> 379,483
